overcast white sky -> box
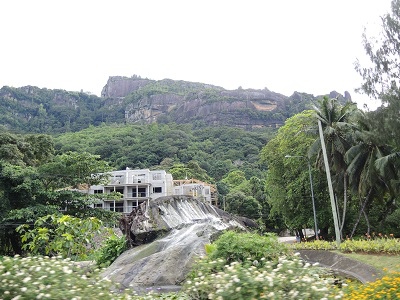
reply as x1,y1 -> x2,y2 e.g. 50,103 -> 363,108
0,1 -> 392,109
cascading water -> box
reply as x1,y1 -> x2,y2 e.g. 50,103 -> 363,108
102,196 -> 255,293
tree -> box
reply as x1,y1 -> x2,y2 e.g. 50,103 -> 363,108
309,97 -> 358,237
355,0 -> 400,168
225,191 -> 261,221
261,111 -> 330,235
345,113 -> 393,236
55,151 -> 112,189
221,170 -> 247,188
0,133 -> 55,255
355,0 -> 400,101
355,0 -> 400,224
0,136 -> 116,255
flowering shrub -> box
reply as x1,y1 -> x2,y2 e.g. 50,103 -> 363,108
339,238 -> 400,254
290,240 -> 336,251
184,254 -> 344,299
0,255 -> 187,300
0,255 -> 119,300
290,237 -> 400,254
344,271 -> 400,299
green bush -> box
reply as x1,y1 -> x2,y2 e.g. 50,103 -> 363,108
96,234 -> 128,267
16,214 -> 110,259
208,231 -> 288,264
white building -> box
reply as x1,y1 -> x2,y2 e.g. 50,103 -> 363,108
172,178 -> 214,205
89,168 -> 216,214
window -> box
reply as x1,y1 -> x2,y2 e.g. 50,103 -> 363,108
109,202 -> 124,212
132,187 -> 147,197
94,203 -> 103,208
153,187 -> 162,193
138,187 -> 146,197
152,173 -> 162,180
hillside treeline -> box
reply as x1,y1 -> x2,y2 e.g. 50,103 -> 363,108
53,123 -> 275,181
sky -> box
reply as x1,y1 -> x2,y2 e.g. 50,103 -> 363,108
0,1 -> 393,110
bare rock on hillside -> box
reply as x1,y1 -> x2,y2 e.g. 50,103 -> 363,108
101,76 -> 152,98
103,196 -> 255,291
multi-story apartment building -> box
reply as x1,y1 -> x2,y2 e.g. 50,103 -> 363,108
89,168 -> 215,214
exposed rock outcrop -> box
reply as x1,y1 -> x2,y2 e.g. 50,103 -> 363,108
103,76 -> 353,129
0,75 -> 354,133
101,76 -> 152,98
103,196 -> 255,291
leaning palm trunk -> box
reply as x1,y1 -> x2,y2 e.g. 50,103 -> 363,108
363,209 -> 371,235
340,174 -> 348,238
350,188 -> 372,238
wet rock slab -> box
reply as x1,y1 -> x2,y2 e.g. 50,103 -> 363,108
103,196 -> 253,291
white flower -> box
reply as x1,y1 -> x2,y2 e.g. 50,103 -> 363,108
62,266 -> 72,274
21,287 -> 27,292
22,276 -> 31,283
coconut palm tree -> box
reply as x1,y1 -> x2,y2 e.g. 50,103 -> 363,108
345,113 -> 393,237
309,96 -> 358,237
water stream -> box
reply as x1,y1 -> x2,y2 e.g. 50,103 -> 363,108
102,196 -> 250,292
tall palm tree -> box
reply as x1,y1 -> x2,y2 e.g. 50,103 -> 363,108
345,113 -> 393,237
309,97 -> 358,237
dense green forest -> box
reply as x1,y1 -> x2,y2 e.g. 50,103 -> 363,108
53,123 -> 275,180
0,86 -> 124,133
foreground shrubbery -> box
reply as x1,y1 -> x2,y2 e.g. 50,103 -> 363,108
344,271 -> 400,299
184,254 -> 343,299
183,231 -> 343,299
3,231 -> 398,299
0,255 -> 121,300
0,255 -> 187,300
290,237 -> 400,254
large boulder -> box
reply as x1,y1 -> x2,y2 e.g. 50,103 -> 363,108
102,196 -> 255,292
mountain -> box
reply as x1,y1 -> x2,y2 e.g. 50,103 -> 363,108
0,75 -> 352,133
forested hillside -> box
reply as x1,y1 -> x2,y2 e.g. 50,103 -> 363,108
0,85 -> 123,133
0,76 -> 351,133
53,123 -> 275,181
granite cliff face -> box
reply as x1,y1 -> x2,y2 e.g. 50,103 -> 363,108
101,76 -> 324,128
0,75 -> 353,133
101,76 -> 152,98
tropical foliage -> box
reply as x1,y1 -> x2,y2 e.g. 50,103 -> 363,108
16,214 -> 109,259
